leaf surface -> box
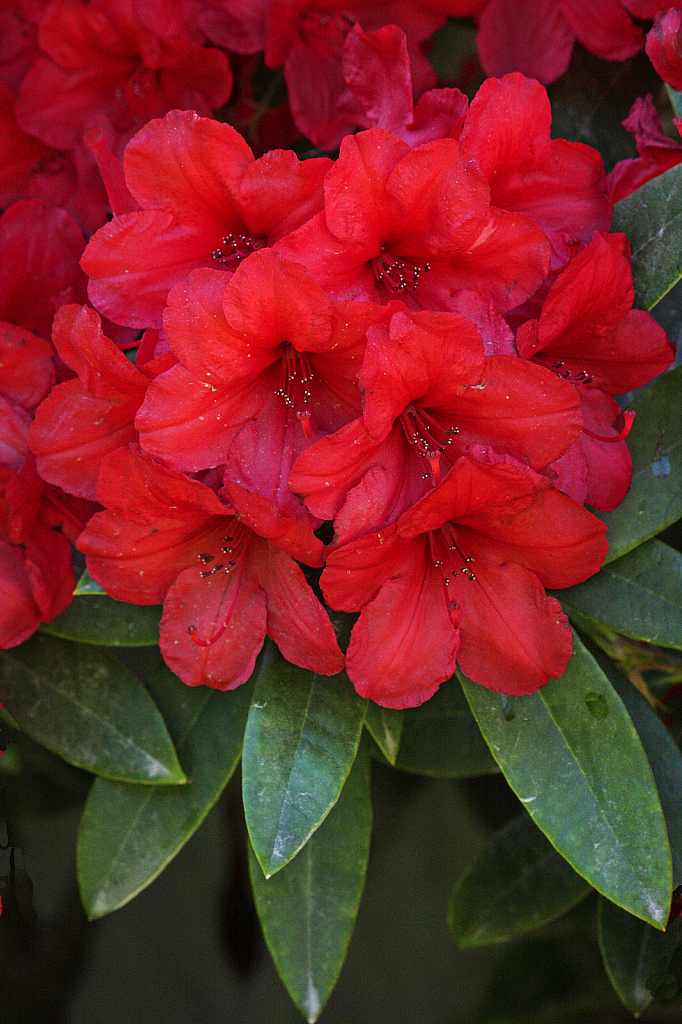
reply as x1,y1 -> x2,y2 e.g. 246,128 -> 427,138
78,664 -> 252,918
0,634 -> 183,784
242,642 -> 366,877
249,746 -> 371,1023
449,812 -> 591,948
459,633 -> 672,927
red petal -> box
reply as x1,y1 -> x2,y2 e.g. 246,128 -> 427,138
452,553 -> 573,694
0,322 -> 54,409
252,540 -> 344,675
646,9 -> 682,91
477,0 -> 574,83
563,0 -> 643,61
345,546 -> 459,708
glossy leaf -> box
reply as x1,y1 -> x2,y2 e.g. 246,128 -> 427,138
364,702 -> 403,764
598,895 -> 678,1015
459,633 -> 672,928
78,664 -> 252,919
41,595 -> 161,646
395,675 -> 497,778
599,659 -> 682,888
598,367 -> 682,563
612,162 -> 682,309
242,642 -> 367,878
0,634 -> 184,784
448,812 -> 591,948
249,745 -> 371,1023
558,540 -> 682,650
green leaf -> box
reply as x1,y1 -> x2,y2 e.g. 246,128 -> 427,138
0,634 -> 184,784
598,367 -> 682,563
40,595 -> 161,646
598,658 -> 682,889
364,702 -> 403,764
598,895 -> 678,1015
558,540 -> 682,651
249,745 -> 371,1023
73,568 -> 107,595
612,162 -> 682,309
78,664 -> 252,919
448,812 -> 592,948
459,633 -> 672,928
667,84 -> 682,119
395,675 -> 497,778
242,642 -> 367,878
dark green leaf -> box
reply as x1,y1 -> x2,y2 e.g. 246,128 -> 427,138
598,895 -> 678,1015
459,633 -> 672,927
364,702 -> 402,764
0,634 -> 184,784
395,675 -> 497,778
40,595 -> 161,646
612,162 -> 682,309
597,657 -> 682,889
558,540 -> 682,650
73,569 -> 107,595
598,367 -> 682,563
242,642 -> 366,878
448,813 -> 591,948
78,664 -> 252,919
667,84 -> 682,119
249,745 -> 371,1023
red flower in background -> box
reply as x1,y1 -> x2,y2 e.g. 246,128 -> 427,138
608,95 -> 682,203
646,7 -> 682,88
78,446 -> 343,688
476,0 -> 662,86
262,0 -> 461,149
322,452 -> 608,707
15,0 -> 233,158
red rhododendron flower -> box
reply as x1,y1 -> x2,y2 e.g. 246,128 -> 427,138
0,0 -> 44,91
476,0 -> 661,85
0,323 -> 91,647
646,7 -> 682,88
15,0 -> 233,158
290,304 -> 582,536
262,0 -> 468,149
78,445 -> 344,688
516,231 -> 675,509
0,198 -> 85,338
322,452 -> 608,707
138,249 -> 388,521
608,95 -> 682,203
29,303 -> 151,499
82,110 -> 333,328
458,75 -> 611,269
276,125 -> 551,313
339,23 -> 470,147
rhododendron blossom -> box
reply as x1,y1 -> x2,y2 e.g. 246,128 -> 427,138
322,452 -> 609,707
82,110 -> 333,328
78,446 -> 344,688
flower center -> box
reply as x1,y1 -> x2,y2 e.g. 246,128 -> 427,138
298,8 -> 356,58
274,344 -> 315,438
429,525 -> 477,623
186,522 -> 250,646
399,406 -> 458,487
549,361 -> 595,385
211,233 -> 267,270
372,246 -> 431,294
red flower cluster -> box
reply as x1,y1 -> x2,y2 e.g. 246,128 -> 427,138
21,63 -> 671,709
